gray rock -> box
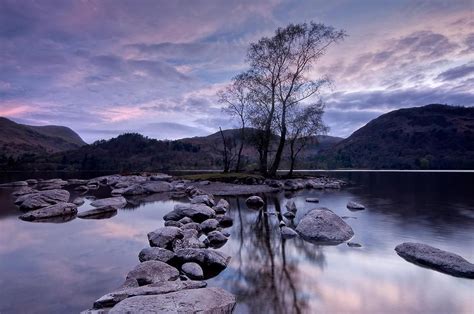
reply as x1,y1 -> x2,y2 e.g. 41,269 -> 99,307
147,226 -> 183,249
306,197 -> 319,203
164,220 -> 183,228
12,187 -> 36,197
138,247 -> 175,263
296,208 -> 354,244
72,197 -> 85,206
172,229 -> 205,251
281,226 -> 298,239
181,262 -> 204,280
347,242 -> 362,248
19,202 -> 77,221
347,201 -> 365,210
125,261 -> 180,286
200,218 -> 220,233
245,196 -> 265,209
90,196 -> 127,208
181,222 -> 201,232
178,217 -> 193,224
142,181 -> 172,193
199,180 -> 211,185
93,280 -> 206,309
17,189 -> 70,210
216,215 -> 233,228
206,230 -> 228,248
77,206 -> 117,219
285,200 -> 297,212
122,184 -> 148,195
164,204 -> 216,223
175,248 -> 231,277
190,194 -> 215,207
67,179 -> 89,185
0,181 -> 28,187
109,287 -> 235,314
213,198 -> 229,214
283,211 -> 296,220
395,242 -> 474,279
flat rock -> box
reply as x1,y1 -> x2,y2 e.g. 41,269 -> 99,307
90,196 -> 127,208
125,261 -> 180,286
19,202 -> 77,221
347,201 -> 365,210
164,204 -> 216,223
175,248 -> 231,278
245,196 -> 265,209
305,197 -> 319,203
181,262 -> 204,280
77,206 -> 118,219
16,189 -> 70,210
395,242 -> 474,279
148,226 -> 183,249
93,280 -> 206,309
296,208 -> 354,244
109,287 -> 236,314
12,187 -> 37,197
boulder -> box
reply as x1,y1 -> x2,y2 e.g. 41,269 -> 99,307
122,184 -> 148,195
296,208 -> 354,244
216,215 -> 233,228
164,220 -> 183,228
347,242 -> 362,248
305,197 -> 319,203
190,194 -> 215,207
138,247 -> 175,263
90,196 -> 127,208
172,229 -> 205,251
93,280 -> 205,309
347,201 -> 365,210
147,226 -> 183,249
213,198 -> 229,214
108,287 -> 235,314
200,218 -> 220,233
395,242 -> 474,279
181,262 -> 204,280
181,222 -> 201,232
164,204 -> 215,223
19,202 -> 77,221
178,217 -> 193,224
245,196 -> 264,209
142,181 -> 172,193
72,197 -> 85,206
77,206 -> 117,219
206,230 -> 228,248
175,248 -> 231,277
125,261 -> 180,286
17,189 -> 70,210
281,226 -> 298,239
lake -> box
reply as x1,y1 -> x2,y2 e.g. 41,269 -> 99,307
0,172 -> 473,313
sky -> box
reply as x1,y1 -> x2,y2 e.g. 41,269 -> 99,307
0,0 -> 473,143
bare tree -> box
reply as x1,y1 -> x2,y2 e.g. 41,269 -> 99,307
218,74 -> 251,172
286,102 -> 328,177
219,127 -> 237,173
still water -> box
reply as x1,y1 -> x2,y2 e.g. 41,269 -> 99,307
0,172 -> 473,313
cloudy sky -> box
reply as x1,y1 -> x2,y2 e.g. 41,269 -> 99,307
1,0 -> 473,142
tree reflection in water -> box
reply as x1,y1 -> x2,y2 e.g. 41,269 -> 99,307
228,194 -> 327,314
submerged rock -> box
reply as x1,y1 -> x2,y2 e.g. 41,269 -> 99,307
181,262 -> 204,280
245,196 -> 265,209
77,206 -> 118,219
19,202 -> 77,221
347,242 -> 362,248
296,208 -> 354,244
93,280 -> 206,309
138,247 -> 176,263
175,248 -> 231,278
347,201 -> 365,210
16,189 -> 70,210
125,261 -> 180,286
305,197 -> 319,203
395,242 -> 474,279
108,287 -> 235,314
147,226 -> 184,249
90,196 -> 127,208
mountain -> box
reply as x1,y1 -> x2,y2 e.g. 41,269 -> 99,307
0,117 -> 86,158
320,104 -> 474,169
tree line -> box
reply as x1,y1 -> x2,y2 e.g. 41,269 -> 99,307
217,22 -> 345,177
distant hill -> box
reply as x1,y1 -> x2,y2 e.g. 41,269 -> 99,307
319,104 -> 474,169
0,117 -> 86,158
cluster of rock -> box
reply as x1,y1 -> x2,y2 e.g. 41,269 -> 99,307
265,177 -> 345,191
83,185 -> 236,313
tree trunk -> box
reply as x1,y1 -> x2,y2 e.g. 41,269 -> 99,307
219,127 -> 229,173
235,125 -> 245,172
289,139 -> 296,177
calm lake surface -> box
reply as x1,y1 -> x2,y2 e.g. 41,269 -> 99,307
0,172 -> 473,313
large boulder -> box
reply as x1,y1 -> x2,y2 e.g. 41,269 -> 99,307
245,196 -> 265,209
90,196 -> 127,208
147,226 -> 183,249
175,248 -> 231,278
138,247 -> 176,263
125,261 -> 179,286
395,242 -> 474,279
296,208 -> 354,244
16,189 -> 70,210
164,204 -> 216,223
93,280 -> 206,309
142,181 -> 172,193
19,202 -> 77,221
77,206 -> 117,219
108,287 -> 236,314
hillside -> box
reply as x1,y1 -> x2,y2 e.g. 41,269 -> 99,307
320,104 -> 474,169
0,117 -> 86,158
